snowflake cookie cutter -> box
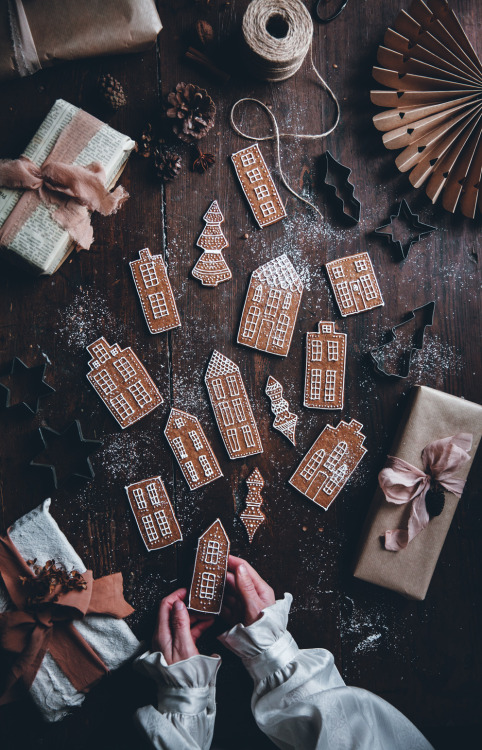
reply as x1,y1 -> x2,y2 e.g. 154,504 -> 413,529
29,420 -> 103,489
370,301 -> 436,379
374,199 -> 436,260
320,151 -> 361,225
0,357 -> 55,415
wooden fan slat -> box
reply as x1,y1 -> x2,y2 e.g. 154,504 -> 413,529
377,47 -> 482,87
424,0 -> 482,72
370,89 -> 475,107
373,94 -> 480,132
426,113 -> 481,202
459,136 -> 482,218
385,101 -> 481,150
373,68 -> 476,92
442,125 -> 482,214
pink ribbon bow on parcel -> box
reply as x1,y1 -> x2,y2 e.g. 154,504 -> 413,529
0,109 -> 128,252
379,433 -> 473,551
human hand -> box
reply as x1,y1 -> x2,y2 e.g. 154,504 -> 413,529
221,555 -> 275,627
152,587 -> 215,665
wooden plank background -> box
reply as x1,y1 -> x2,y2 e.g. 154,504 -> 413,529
0,1 -> 481,748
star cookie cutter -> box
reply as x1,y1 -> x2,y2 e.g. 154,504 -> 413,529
370,301 -> 435,379
374,199 -> 436,260
0,357 -> 55,415
30,420 -> 103,489
320,151 -> 361,224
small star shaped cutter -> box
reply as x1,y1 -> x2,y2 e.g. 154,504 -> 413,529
374,199 -> 436,260
30,419 -> 103,489
0,358 -> 55,415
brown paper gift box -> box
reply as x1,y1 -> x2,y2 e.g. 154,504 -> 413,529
354,385 -> 482,600
0,0 -> 162,80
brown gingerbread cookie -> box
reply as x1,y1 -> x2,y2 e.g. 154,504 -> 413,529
189,518 -> 230,614
130,247 -> 181,334
304,321 -> 346,410
164,407 -> 223,491
231,144 -> 287,228
125,475 -> 182,552
325,252 -> 384,317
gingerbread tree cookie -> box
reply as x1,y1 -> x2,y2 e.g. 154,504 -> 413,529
189,518 -> 230,614
238,254 -> 303,357
125,475 -> 182,552
192,200 -> 232,287
240,468 -> 266,543
265,376 -> 297,445
325,252 -> 383,317
231,144 -> 287,228
86,337 -> 162,429
289,419 -> 367,510
304,321 -> 346,410
130,248 -> 180,334
205,350 -> 263,460
164,407 -> 223,491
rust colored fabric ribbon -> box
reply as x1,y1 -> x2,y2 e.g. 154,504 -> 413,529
0,110 -> 128,251
379,433 -> 473,551
0,533 -> 134,705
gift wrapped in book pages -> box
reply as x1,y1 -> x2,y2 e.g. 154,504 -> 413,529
0,99 -> 135,274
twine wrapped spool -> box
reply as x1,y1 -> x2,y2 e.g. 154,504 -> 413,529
242,0 -> 313,82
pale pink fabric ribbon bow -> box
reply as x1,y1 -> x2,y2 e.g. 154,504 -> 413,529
379,433 -> 473,552
0,155 -> 128,250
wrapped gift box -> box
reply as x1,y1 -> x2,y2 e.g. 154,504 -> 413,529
0,500 -> 140,721
0,0 -> 162,79
354,386 -> 482,600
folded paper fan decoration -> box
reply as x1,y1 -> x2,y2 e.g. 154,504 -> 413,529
371,0 -> 482,219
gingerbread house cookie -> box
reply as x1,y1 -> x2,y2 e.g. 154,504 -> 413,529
265,376 -> 297,445
192,200 -> 232,287
164,407 -> 223,491
240,468 -> 266,543
304,321 -> 346,410
325,252 -> 384,317
231,144 -> 287,228
289,419 -> 367,510
130,248 -> 180,334
238,254 -> 303,357
86,337 -> 162,429
125,475 -> 182,552
205,350 -> 263,460
189,518 -> 230,614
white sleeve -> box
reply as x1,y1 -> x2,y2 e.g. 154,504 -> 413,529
218,594 -> 434,750
133,651 -> 221,750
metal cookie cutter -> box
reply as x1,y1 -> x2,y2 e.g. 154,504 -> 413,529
320,151 -> 361,224
30,419 -> 102,489
370,301 -> 435,379
314,0 -> 350,24
0,357 -> 55,415
374,199 -> 436,260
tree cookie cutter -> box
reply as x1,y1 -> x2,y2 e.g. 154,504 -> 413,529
374,199 -> 436,260
370,301 -> 435,379
30,420 -> 102,488
0,357 -> 55,415
320,151 -> 361,224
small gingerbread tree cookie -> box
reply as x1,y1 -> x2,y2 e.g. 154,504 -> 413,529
86,337 -> 162,429
130,248 -> 181,334
304,321 -> 346,410
192,200 -> 232,287
325,252 -> 383,317
164,407 -> 223,491
289,419 -> 367,509
265,376 -> 297,445
240,468 -> 266,543
189,518 -> 230,614
125,475 -> 182,552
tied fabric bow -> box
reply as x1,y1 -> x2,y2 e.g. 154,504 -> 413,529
379,433 -> 473,552
0,533 -> 134,705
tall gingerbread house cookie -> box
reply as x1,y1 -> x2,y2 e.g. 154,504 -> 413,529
86,337 -> 162,429
289,419 -> 367,509
240,468 -> 266,543
189,518 -> 230,614
125,476 -> 182,552
164,407 -> 223,491
192,200 -> 232,287
238,254 -> 303,357
130,248 -> 181,334
231,144 -> 287,228
205,350 -> 263,460
325,252 -> 384,317
304,321 -> 347,410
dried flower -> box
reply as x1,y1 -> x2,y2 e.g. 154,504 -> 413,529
192,146 -> 215,173
20,559 -> 88,609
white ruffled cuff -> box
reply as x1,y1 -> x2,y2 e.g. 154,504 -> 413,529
218,593 -> 299,681
134,651 -> 221,715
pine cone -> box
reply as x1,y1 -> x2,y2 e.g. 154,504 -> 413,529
166,82 -> 216,143
98,74 -> 127,111
139,123 -> 154,158
153,147 -> 182,181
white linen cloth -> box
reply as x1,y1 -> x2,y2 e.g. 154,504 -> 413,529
0,499 -> 140,722
134,593 -> 434,750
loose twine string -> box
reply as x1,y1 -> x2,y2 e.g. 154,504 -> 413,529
230,0 -> 341,217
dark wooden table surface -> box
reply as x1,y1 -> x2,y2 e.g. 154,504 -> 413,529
1,1 -> 481,748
